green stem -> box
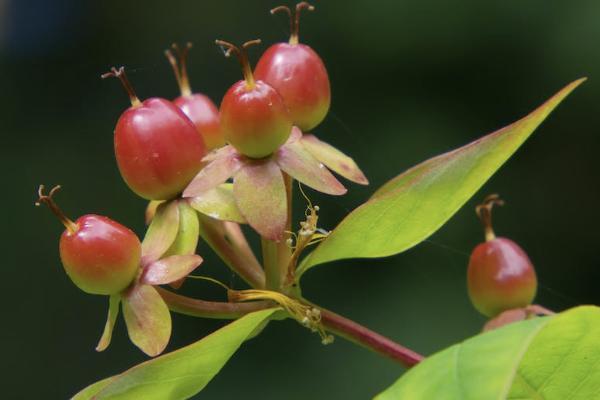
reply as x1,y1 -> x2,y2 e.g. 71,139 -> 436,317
261,174 -> 294,291
157,287 -> 272,319
198,215 -> 265,289
262,238 -> 281,290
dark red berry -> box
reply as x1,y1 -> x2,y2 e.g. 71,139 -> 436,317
217,39 -> 292,158
102,67 -> 206,200
254,2 -> 330,132
467,195 -> 537,317
165,43 -> 223,150
36,185 -> 141,295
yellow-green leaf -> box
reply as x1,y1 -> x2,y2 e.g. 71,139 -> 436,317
298,79 -> 584,277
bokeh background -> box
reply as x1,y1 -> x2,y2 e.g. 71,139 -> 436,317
2,0 -> 599,398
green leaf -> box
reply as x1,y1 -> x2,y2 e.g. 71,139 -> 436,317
122,284 -> 171,357
298,79 -> 584,276
75,308 -> 279,400
71,376 -> 116,400
376,306 -> 600,400
96,295 -> 120,352
189,183 -> 247,224
141,200 -> 180,265
164,200 -> 200,257
508,306 -> 600,399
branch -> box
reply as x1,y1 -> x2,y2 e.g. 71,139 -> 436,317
318,307 -> 424,368
157,287 -> 272,319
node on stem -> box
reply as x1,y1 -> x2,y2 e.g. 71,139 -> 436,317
475,194 -> 505,241
101,66 -> 142,107
215,39 -> 261,89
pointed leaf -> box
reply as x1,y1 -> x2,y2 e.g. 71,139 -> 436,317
72,377 -> 116,400
234,160 -> 287,241
298,79 -> 584,275
122,284 -> 171,357
164,200 -> 200,257
96,295 -> 120,352
301,134 -> 369,185
76,309 -> 279,400
141,200 -> 180,265
189,183 -> 246,223
141,255 -> 203,285
183,146 -> 242,197
376,306 -> 600,400
276,135 -> 347,195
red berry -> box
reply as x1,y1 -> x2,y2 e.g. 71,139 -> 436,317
36,185 -> 141,295
165,43 -> 224,150
467,195 -> 537,317
103,67 -> 206,200
217,39 -> 292,158
254,2 -> 330,131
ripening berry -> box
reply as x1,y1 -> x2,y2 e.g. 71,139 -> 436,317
254,2 -> 330,132
36,185 -> 141,295
217,39 -> 292,159
467,195 -> 537,317
165,43 -> 224,150
102,67 -> 206,200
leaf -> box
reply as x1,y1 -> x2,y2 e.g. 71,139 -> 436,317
301,133 -> 369,185
233,159 -> 287,241
76,308 -> 279,400
163,200 -> 200,257
122,284 -> 171,357
275,128 -> 347,195
71,376 -> 116,400
141,255 -> 203,285
376,306 -> 600,400
508,306 -> 600,399
96,295 -> 120,352
189,183 -> 247,223
183,145 -> 243,197
141,200 -> 180,265
298,79 -> 584,276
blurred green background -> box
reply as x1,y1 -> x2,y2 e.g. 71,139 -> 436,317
2,0 -> 599,398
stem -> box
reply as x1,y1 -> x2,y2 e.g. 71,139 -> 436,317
35,185 -> 78,234
271,2 -> 315,45
317,306 -> 424,368
262,174 -> 293,291
475,194 -> 504,242
157,287 -> 272,319
101,66 -> 141,107
165,43 -> 193,97
262,238 -> 280,290
215,39 -> 261,90
198,215 -> 266,289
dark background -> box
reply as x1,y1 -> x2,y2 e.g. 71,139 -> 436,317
2,0 -> 599,398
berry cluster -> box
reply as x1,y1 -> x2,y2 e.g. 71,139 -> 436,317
37,2 -> 367,356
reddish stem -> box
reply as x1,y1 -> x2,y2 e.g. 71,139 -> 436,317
35,185 -> 78,234
215,39 -> 261,89
271,2 -> 315,45
475,194 -> 505,242
318,307 -> 424,368
165,42 -> 193,97
101,66 -> 141,107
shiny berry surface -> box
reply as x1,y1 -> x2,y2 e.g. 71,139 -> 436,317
255,43 -> 330,131
59,214 -> 141,295
468,237 -> 537,317
220,80 -> 292,158
114,98 -> 206,200
174,94 -> 222,150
